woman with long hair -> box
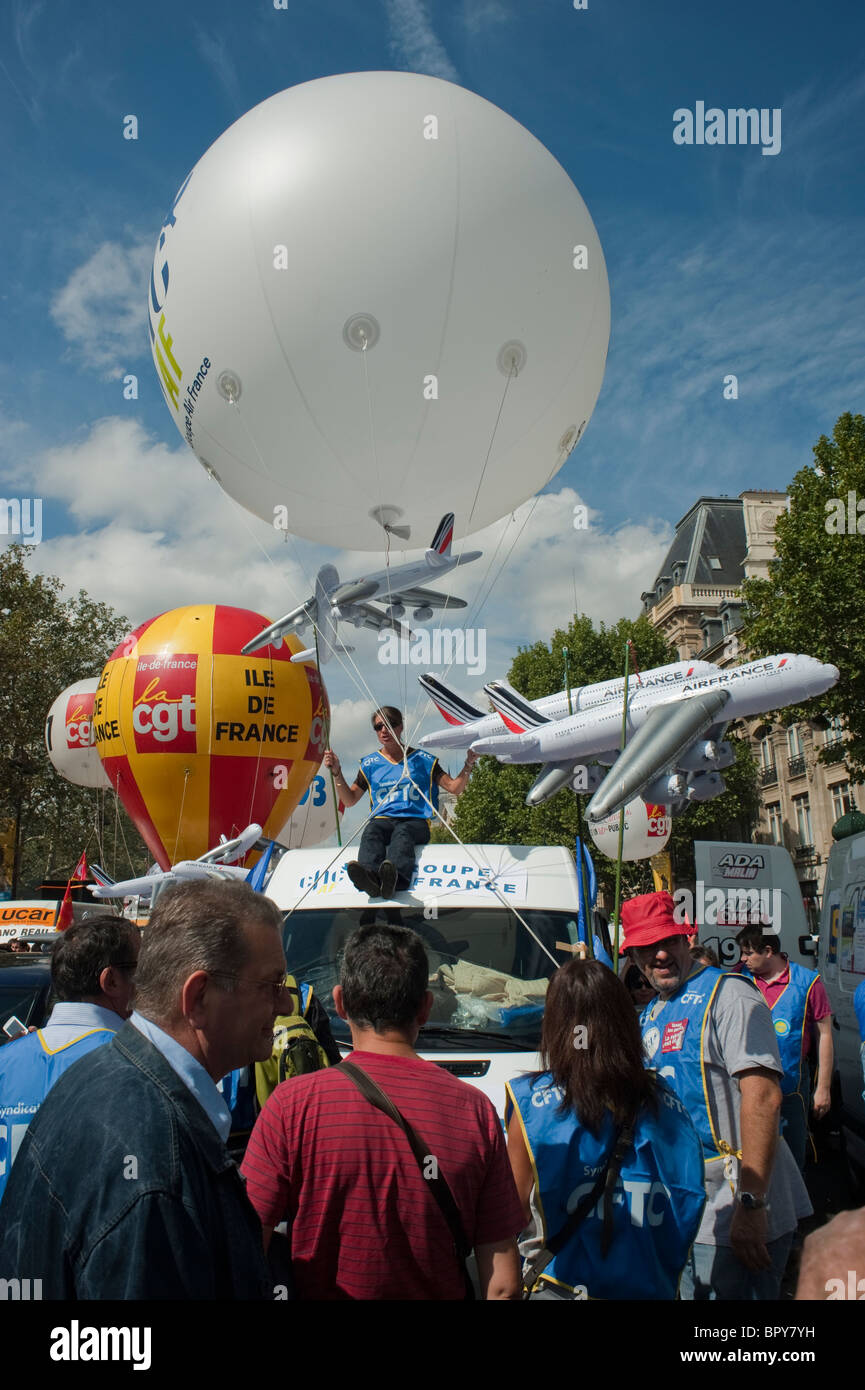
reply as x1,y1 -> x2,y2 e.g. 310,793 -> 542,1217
505,959 -> 705,1300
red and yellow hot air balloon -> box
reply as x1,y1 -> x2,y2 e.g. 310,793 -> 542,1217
93,605 -> 327,869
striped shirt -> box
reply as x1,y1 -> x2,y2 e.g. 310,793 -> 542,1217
241,1050 -> 524,1300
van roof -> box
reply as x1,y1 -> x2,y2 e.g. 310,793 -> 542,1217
267,842 -> 578,914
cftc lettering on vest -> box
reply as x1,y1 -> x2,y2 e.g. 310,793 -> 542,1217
673,886 -> 782,928
50,1321 -> 151,1371
673,103 -> 781,156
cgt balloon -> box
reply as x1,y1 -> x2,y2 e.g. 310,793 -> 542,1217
588,799 -> 672,863
93,605 -> 327,869
149,71 -> 610,550
45,679 -> 111,790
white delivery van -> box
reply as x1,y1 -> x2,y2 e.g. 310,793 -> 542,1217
817,829 -> 865,1166
691,841 -> 814,968
266,843 -> 598,1115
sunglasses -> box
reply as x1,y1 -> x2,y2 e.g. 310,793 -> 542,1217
374,721 -> 401,733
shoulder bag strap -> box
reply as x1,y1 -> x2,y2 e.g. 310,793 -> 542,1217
338,1059 -> 475,1300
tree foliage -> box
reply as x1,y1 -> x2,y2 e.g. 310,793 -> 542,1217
447,612 -> 759,899
741,412 -> 865,774
0,545 -> 145,894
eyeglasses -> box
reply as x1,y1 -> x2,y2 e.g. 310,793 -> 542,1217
373,722 -> 401,733
208,972 -> 291,1002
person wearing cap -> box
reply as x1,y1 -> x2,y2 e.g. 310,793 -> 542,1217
622,890 -> 811,1301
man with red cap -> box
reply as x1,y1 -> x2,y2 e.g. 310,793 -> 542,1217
622,890 -> 810,1301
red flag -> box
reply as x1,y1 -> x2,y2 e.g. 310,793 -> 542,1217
55,849 -> 88,931
55,883 -> 74,931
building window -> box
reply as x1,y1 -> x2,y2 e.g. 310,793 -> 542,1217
792,793 -> 813,847
708,556 -> 722,569
831,782 -> 855,820
825,716 -> 844,745
759,737 -> 774,769
787,726 -> 803,758
766,803 -> 783,845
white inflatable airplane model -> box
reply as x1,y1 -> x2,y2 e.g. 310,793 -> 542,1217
465,654 -> 839,816
242,513 -> 482,664
88,823 -> 264,902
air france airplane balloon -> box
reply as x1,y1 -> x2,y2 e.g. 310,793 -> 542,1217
471,655 -> 840,815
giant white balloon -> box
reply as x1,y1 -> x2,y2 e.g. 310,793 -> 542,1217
45,680 -> 111,790
276,770 -> 342,848
588,799 -> 672,862
149,72 -> 610,550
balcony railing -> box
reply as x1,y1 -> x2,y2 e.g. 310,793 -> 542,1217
794,843 -> 817,864
823,741 -> 847,765
759,765 -> 778,786
787,754 -> 807,778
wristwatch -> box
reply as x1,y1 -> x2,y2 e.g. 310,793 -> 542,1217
737,1191 -> 770,1211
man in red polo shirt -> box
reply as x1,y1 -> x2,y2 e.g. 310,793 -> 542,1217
735,927 -> 833,1170
241,923 -> 524,1300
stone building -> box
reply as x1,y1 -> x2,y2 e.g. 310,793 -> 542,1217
640,490 -> 859,916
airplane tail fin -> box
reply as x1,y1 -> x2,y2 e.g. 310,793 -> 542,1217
418,672 -> 483,726
430,513 -> 455,558
88,864 -> 115,889
484,680 -> 552,735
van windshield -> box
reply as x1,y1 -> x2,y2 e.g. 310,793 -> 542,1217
281,905 -> 583,1051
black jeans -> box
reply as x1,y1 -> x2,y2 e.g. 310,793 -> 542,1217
357,817 -> 431,889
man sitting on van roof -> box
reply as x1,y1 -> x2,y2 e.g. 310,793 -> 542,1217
735,926 -> 833,1171
0,915 -> 139,1203
241,922 -> 524,1300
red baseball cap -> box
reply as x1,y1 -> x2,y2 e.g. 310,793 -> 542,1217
620,891 -> 692,951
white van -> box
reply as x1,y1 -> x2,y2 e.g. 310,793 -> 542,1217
265,843 -> 597,1114
816,830 -> 865,1166
691,841 -> 814,968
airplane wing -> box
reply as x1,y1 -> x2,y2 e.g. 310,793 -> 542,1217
586,690 -> 731,822
197,823 -> 262,865
348,602 -> 415,641
382,586 -> 469,610
241,600 -> 315,655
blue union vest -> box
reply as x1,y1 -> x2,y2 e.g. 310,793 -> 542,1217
740,960 -> 818,1097
359,748 -> 440,820
506,1073 -> 705,1300
0,1026 -> 114,1201
640,965 -> 750,1167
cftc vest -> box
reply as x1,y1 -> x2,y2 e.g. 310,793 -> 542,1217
0,1027 -> 114,1201
640,965 -> 751,1167
360,748 -> 440,820
506,1073 -> 705,1300
740,961 -> 818,1097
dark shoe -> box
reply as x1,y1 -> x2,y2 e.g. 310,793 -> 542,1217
346,861 -> 381,896
379,860 -> 398,899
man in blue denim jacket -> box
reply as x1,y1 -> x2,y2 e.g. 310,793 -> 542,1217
0,880 -> 287,1299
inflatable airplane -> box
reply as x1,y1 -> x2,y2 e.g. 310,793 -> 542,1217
470,655 -> 840,815
243,513 -> 483,664
417,659 -> 721,751
89,823 -> 265,902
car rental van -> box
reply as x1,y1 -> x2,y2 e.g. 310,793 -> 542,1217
265,842 -> 597,1115
817,829 -> 865,1168
691,841 -> 815,968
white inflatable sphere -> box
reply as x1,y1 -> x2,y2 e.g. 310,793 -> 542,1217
45,680 -> 111,790
588,799 -> 671,863
276,771 -> 342,848
149,72 -> 610,550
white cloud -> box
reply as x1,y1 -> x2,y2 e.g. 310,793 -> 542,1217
50,238 -> 153,378
460,0 -> 511,36
384,0 -> 460,81
193,25 -> 242,110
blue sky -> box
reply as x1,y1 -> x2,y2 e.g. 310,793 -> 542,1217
2,0 -> 864,774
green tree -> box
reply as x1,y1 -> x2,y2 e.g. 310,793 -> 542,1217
447,612 -> 759,900
0,545 -> 144,895
740,412 -> 865,775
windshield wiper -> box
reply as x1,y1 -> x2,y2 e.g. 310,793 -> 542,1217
419,1025 -> 535,1052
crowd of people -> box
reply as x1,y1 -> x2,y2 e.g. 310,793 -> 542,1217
0,874 -> 858,1301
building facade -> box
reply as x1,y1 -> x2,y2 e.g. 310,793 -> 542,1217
640,491 -> 859,911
